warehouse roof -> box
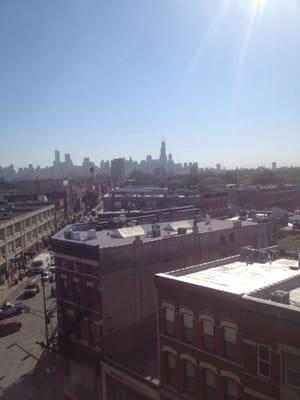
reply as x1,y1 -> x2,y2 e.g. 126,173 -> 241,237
52,218 -> 257,249
158,258 -> 300,296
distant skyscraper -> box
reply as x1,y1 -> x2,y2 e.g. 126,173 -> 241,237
55,150 -> 60,164
160,140 -> 167,166
65,153 -> 73,165
216,163 -> 222,172
272,162 -> 277,170
111,158 -> 125,185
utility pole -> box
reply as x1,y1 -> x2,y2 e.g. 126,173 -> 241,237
41,274 -> 50,348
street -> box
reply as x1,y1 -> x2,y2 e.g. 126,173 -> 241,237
0,277 -> 59,400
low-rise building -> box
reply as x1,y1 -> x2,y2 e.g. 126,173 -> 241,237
104,190 -> 228,218
0,178 -> 74,227
155,247 -> 300,400
229,184 -> 300,212
0,203 -> 55,283
51,217 -> 276,399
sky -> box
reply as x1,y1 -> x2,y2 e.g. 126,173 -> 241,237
0,0 -> 299,169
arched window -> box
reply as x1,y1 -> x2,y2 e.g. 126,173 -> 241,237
204,369 -> 216,400
166,352 -> 176,386
183,360 -> 196,394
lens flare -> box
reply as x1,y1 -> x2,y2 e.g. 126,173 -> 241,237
235,0 -> 267,101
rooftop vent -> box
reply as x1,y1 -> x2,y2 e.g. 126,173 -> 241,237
87,229 -> 97,240
64,231 -> 72,240
152,223 -> 161,238
177,227 -> 187,235
271,290 -> 290,305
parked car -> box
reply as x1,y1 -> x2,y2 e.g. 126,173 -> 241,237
19,269 -> 26,279
49,265 -> 55,274
0,302 -> 25,320
50,253 -> 55,266
0,319 -> 22,337
23,279 -> 41,297
41,270 -> 52,282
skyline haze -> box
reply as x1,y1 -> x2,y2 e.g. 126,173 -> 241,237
0,0 -> 299,169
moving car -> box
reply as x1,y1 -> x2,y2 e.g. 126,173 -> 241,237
30,253 -> 50,275
0,302 -> 25,320
0,319 -> 22,337
23,279 -> 41,297
41,270 -> 52,282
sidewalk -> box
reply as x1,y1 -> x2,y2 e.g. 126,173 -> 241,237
0,277 -> 30,304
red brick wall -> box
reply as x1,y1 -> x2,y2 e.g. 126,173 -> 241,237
156,275 -> 300,400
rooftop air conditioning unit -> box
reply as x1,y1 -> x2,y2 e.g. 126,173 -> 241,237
152,224 -> 161,237
290,264 -> 300,271
271,290 -> 290,305
177,227 -> 187,235
72,231 -> 81,241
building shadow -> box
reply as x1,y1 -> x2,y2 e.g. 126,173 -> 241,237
0,351 -> 65,400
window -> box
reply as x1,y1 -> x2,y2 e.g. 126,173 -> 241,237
86,286 -> 95,309
225,378 -> 238,400
258,344 -> 271,378
164,307 -> 175,337
60,278 -> 67,298
15,237 -> 22,249
285,353 -> 300,388
8,242 -> 14,253
203,319 -> 214,351
224,326 -> 237,360
182,312 -> 193,343
87,319 -> 95,346
230,233 -> 234,243
184,360 -> 195,394
15,222 -> 21,233
204,369 -> 216,400
72,282 -> 80,304
74,318 -> 81,339
0,230 -> 4,241
166,353 -> 176,386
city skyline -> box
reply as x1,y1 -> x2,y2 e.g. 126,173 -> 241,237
1,0 -> 299,168
0,140 -> 288,182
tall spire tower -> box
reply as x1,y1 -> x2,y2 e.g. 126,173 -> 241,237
160,140 -> 167,166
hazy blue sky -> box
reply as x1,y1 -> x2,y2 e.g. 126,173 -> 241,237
0,0 -> 299,169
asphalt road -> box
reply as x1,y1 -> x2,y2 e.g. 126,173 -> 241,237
0,277 -> 57,398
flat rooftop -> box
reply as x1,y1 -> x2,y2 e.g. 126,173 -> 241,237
52,218 -> 257,249
0,203 -> 53,226
162,258 -> 300,296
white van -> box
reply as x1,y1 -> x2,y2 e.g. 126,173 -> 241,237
30,253 -> 50,274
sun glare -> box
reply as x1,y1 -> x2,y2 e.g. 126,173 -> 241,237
254,0 -> 267,11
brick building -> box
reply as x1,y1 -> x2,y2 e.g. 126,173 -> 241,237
51,217 -> 276,399
229,185 -> 300,212
0,178 -> 74,227
0,203 -> 55,283
155,248 -> 300,400
104,190 -> 228,218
